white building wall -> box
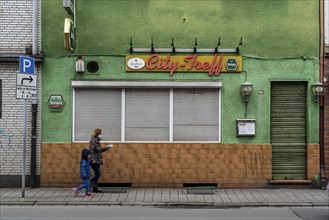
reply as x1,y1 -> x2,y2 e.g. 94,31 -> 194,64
0,0 -> 42,187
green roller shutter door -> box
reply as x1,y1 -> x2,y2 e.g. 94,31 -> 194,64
270,82 -> 307,180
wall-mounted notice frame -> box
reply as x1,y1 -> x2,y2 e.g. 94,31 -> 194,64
236,119 -> 256,136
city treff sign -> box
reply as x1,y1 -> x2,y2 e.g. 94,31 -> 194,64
126,54 -> 242,76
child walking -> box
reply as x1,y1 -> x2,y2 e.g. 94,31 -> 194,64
72,149 -> 93,197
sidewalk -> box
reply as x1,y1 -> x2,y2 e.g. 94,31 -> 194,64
1,188 -> 328,207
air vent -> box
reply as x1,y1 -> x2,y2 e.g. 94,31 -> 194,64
86,61 -> 100,73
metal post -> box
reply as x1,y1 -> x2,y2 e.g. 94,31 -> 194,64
30,103 -> 37,187
22,99 -> 27,198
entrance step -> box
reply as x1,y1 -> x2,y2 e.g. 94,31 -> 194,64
269,180 -> 312,189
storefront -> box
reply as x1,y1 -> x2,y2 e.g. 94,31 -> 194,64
40,0 -> 322,188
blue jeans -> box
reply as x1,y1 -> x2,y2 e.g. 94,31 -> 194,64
91,164 -> 101,186
76,178 -> 90,193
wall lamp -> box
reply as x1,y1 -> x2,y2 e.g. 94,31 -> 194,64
241,81 -> 253,103
75,55 -> 85,73
311,82 -> 325,103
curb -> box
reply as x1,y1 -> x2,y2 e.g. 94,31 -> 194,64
1,201 -> 327,207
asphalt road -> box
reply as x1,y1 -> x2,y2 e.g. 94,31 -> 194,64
1,206 -> 328,220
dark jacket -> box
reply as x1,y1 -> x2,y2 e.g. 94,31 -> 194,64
89,137 -> 109,165
80,149 -> 92,179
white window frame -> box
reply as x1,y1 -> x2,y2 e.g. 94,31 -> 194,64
72,81 -> 222,143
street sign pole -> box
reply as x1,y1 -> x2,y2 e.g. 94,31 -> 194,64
22,98 -> 27,198
18,56 -> 36,198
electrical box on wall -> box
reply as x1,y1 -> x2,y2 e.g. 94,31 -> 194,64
63,0 -> 74,15
236,119 -> 256,136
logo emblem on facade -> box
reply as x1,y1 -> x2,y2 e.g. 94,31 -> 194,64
225,58 -> 238,71
48,94 -> 65,112
127,58 -> 145,70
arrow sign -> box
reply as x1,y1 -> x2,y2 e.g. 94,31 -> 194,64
21,76 -> 33,85
17,73 -> 37,87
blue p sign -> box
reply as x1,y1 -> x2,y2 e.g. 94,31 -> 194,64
19,56 -> 35,74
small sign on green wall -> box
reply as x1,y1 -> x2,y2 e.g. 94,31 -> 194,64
48,94 -> 65,112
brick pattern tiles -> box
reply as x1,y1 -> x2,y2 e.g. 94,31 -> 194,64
0,0 -> 41,52
307,144 -> 320,180
41,143 -> 273,188
0,0 -> 42,185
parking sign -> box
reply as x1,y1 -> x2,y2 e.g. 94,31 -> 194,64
19,56 -> 35,74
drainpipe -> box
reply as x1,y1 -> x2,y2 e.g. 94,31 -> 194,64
30,0 -> 38,187
32,0 -> 37,56
319,0 -> 326,189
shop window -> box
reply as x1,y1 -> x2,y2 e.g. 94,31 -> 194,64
73,82 -> 221,142
173,89 -> 219,141
74,88 -> 121,141
125,89 -> 169,141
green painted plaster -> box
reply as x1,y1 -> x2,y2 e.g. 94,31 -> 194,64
42,56 -> 320,144
42,0 -> 320,144
42,0 -> 319,57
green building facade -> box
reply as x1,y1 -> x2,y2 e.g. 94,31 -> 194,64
41,0 -> 322,188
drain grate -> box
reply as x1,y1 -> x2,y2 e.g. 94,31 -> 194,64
98,183 -> 131,193
186,189 -> 214,194
184,183 -> 216,194
101,188 -> 129,193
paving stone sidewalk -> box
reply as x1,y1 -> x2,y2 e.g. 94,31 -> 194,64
1,188 -> 328,207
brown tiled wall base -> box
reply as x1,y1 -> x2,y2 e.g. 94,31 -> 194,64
307,144 -> 320,180
41,143 -> 273,188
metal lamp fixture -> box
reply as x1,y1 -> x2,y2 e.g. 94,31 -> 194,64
241,81 -> 253,103
311,82 -> 325,103
130,37 -> 242,54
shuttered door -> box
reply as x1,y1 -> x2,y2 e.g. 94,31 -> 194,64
270,82 -> 307,180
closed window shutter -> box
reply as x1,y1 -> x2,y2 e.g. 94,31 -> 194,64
125,89 -> 169,141
173,89 -> 219,141
74,89 -> 121,141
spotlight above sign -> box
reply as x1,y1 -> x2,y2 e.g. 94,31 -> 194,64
129,37 -> 243,54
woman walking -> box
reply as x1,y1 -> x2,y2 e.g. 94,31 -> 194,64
89,128 -> 112,193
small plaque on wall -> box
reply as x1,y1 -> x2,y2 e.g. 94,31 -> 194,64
48,94 -> 65,112
237,119 -> 256,136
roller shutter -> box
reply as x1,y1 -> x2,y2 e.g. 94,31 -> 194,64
74,88 -> 122,141
125,89 -> 170,141
270,82 -> 307,180
173,88 -> 219,141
